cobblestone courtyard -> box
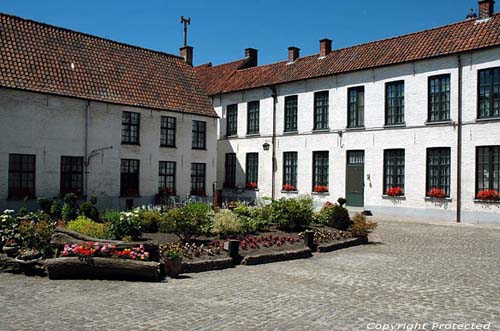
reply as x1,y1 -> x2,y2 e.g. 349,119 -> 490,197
0,220 -> 499,331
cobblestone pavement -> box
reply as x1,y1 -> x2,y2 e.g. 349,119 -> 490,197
1,220 -> 499,331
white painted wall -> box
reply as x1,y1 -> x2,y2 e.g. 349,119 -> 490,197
213,48 -> 500,223
0,88 -> 217,211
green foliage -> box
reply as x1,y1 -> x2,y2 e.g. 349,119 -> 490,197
79,196 -> 99,221
351,213 -> 378,237
109,210 -> 142,241
50,198 -> 63,219
61,193 -> 79,223
161,203 -> 211,242
318,202 -> 350,230
211,210 -> 242,237
164,248 -> 181,260
100,209 -> 120,224
67,216 -> 113,239
270,196 -> 314,231
37,198 -> 52,214
232,203 -> 270,233
18,212 -> 55,258
0,209 -> 21,247
337,197 -> 347,207
137,209 -> 161,233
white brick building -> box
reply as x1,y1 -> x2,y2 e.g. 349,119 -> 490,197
196,1 -> 500,223
0,13 -> 217,211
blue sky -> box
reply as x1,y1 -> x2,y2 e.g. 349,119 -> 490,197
0,0 -> 483,66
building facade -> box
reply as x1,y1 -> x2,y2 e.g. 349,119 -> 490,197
196,1 -> 500,223
0,13 -> 217,211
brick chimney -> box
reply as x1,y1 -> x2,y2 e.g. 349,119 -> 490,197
478,0 -> 495,19
320,39 -> 332,57
288,47 -> 300,62
180,46 -> 193,66
245,48 -> 258,67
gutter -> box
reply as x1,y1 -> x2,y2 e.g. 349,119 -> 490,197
269,85 -> 278,200
84,101 -> 90,199
456,54 -> 463,223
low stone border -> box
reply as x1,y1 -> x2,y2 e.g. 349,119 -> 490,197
240,247 -> 312,266
0,254 -> 45,276
181,258 -> 234,274
317,237 -> 367,253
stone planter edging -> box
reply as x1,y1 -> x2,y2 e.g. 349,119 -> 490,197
317,237 -> 367,253
181,258 -> 234,274
240,247 -> 312,266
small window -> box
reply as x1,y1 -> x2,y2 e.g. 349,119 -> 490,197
312,151 -> 329,190
247,101 -> 260,135
8,154 -> 36,199
314,91 -> 329,130
121,111 -> 140,144
426,148 -> 451,197
284,95 -> 298,132
60,156 -> 84,196
348,87 -> 364,128
192,120 -> 206,149
428,75 -> 451,122
478,67 -> 500,119
160,116 -> 176,147
226,104 -> 238,136
120,159 -> 140,197
385,81 -> 405,125
246,153 -> 259,188
159,161 -> 176,195
224,153 -> 237,188
191,163 -> 206,196
476,146 -> 500,194
383,149 -> 405,194
283,152 -> 298,189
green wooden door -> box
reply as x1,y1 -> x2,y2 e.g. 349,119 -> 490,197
346,151 -> 364,207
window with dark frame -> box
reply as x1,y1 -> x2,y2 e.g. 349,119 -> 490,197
192,120 -> 206,149
226,104 -> 238,136
428,75 -> 451,122
60,156 -> 84,196
283,152 -> 298,188
476,146 -> 500,194
247,101 -> 260,135
224,153 -> 237,188
120,159 -> 139,197
121,111 -> 140,144
348,87 -> 365,128
8,154 -> 35,199
383,149 -> 405,194
284,95 -> 298,132
312,151 -> 329,190
385,81 -> 405,125
191,163 -> 206,195
478,67 -> 500,119
426,148 -> 451,197
160,116 -> 176,147
159,161 -> 176,194
314,91 -> 329,130
246,153 -> 259,187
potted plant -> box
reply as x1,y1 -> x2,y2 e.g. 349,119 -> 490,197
245,182 -> 258,190
2,239 -> 19,257
163,248 -> 182,278
476,189 -> 499,202
386,187 -> 404,197
427,187 -> 446,199
282,184 -> 296,192
313,185 -> 328,193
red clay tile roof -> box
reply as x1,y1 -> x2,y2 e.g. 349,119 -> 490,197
197,14 -> 500,95
0,13 -> 217,117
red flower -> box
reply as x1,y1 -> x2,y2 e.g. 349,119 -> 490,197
313,185 -> 328,193
477,189 -> 499,201
427,188 -> 446,199
282,184 -> 296,191
386,187 -> 404,197
246,182 -> 258,189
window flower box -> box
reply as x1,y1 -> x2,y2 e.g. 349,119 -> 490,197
190,189 -> 206,197
245,182 -> 258,190
476,189 -> 499,202
313,185 -> 329,193
427,188 -> 446,199
386,187 -> 404,197
282,184 -> 296,192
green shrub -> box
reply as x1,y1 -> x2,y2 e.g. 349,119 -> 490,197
50,198 -> 63,219
79,196 -> 99,221
351,213 -> 378,237
61,193 -> 79,223
138,209 -> 161,233
318,202 -> 350,230
100,209 -> 120,223
0,209 -> 21,247
271,196 -> 314,231
109,211 -> 142,241
37,198 -> 52,214
211,210 -> 242,237
67,216 -> 113,239
161,203 -> 211,242
18,212 -> 55,257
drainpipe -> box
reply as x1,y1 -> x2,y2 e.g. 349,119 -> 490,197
270,86 -> 278,200
456,55 -> 463,223
84,101 -> 90,199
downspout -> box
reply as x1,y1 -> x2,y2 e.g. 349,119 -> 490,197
84,101 -> 90,199
456,55 -> 463,223
270,85 -> 278,200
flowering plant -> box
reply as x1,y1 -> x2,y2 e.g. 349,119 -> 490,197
386,187 -> 404,197
313,185 -> 328,193
245,182 -> 258,189
427,188 -> 446,199
476,189 -> 499,201
282,184 -> 296,191
61,241 -> 149,263
238,235 -> 298,250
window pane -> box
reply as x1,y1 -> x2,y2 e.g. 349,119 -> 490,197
8,154 -> 36,198
226,104 -> 238,136
313,151 -> 329,188
314,92 -> 329,130
159,161 -> 176,194
386,81 -> 405,125
284,96 -> 298,132
383,149 -> 405,193
224,153 -> 236,188
120,159 -> 140,196
161,116 -> 176,147
428,75 -> 450,122
246,153 -> 259,186
60,156 -> 84,196
192,121 -> 206,149
348,87 -> 364,128
283,152 -> 298,188
426,148 -> 450,197
247,101 -> 260,134
191,163 -> 206,195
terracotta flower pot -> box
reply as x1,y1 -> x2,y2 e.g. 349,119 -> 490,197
163,257 -> 182,278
